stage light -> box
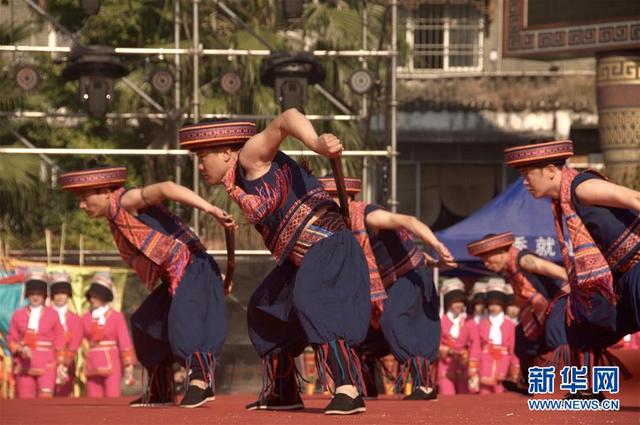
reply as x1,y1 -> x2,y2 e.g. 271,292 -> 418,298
81,0 -> 101,15
14,64 -> 40,92
219,70 -> 242,95
62,46 -> 129,117
149,67 -> 174,94
282,0 -> 304,20
260,52 -> 325,112
348,69 -> 374,94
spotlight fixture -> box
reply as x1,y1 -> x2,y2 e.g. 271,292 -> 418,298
149,67 -> 174,94
281,0 -> 304,20
219,70 -> 242,95
62,45 -> 129,117
260,52 -> 325,112
80,0 -> 101,16
348,69 -> 374,94
14,64 -> 41,92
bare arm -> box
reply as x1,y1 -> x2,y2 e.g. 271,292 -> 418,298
365,209 -> 456,267
239,108 -> 343,175
120,181 -> 235,228
574,178 -> 640,214
519,253 -> 568,282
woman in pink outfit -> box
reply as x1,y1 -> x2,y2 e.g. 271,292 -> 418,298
438,278 -> 481,395
82,271 -> 136,397
7,267 -> 65,398
478,279 -> 519,394
50,271 -> 84,396
612,332 -> 640,350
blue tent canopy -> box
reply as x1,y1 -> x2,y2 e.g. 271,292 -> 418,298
435,177 -> 562,273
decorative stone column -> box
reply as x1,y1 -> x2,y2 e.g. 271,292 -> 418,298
596,51 -> 640,189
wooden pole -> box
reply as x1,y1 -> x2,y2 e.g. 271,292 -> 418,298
59,221 -> 66,265
79,234 -> 84,267
45,228 -> 52,266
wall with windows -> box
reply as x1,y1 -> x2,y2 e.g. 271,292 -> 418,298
391,0 -> 602,230
399,0 -> 596,76
402,2 -> 485,72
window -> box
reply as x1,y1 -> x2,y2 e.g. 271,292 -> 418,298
406,3 -> 484,72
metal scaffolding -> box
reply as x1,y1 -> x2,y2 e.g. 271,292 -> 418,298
1,0 -> 400,236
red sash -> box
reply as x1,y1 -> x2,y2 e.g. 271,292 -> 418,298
351,201 -> 387,328
552,167 -> 616,319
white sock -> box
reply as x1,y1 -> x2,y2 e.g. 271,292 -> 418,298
419,385 -> 432,394
335,385 -> 359,399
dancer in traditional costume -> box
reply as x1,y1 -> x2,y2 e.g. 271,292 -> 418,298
7,267 -> 65,399
60,163 -> 230,407
504,140 -> 639,389
50,271 -> 83,397
438,278 -> 481,395
180,110 -> 370,415
318,176 -> 454,400
467,232 -> 569,393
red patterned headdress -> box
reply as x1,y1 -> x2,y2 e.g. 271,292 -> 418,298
60,166 -> 127,193
504,140 -> 573,168
179,120 -> 257,151
467,232 -> 515,257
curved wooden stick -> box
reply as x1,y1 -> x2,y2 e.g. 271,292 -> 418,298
224,227 -> 236,292
330,156 -> 352,229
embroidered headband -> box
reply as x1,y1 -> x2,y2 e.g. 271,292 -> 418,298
467,232 -> 515,257
504,140 -> 573,168
179,120 -> 257,151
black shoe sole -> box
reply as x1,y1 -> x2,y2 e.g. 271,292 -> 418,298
129,402 -> 174,408
246,402 -> 304,411
179,394 -> 215,408
324,406 -> 367,415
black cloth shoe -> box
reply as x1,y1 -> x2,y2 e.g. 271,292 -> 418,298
364,381 -> 378,400
564,391 -> 605,401
179,385 -> 214,408
324,393 -> 366,415
403,387 -> 438,401
502,380 -> 531,397
245,392 -> 304,411
129,393 -> 174,408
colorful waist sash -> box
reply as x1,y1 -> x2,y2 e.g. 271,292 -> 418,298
288,208 -> 347,267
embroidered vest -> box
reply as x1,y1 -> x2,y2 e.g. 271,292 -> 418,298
364,204 -> 426,286
552,167 -> 617,318
107,188 -> 204,295
222,151 -> 335,264
504,247 -> 549,340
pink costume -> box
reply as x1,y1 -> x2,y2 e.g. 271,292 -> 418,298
53,307 -> 83,396
438,313 -> 481,395
82,307 -> 135,397
612,332 -> 640,350
8,306 -> 65,398
477,314 -> 519,394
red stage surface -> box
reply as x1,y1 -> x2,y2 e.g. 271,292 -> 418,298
2,351 -> 638,425
1,392 -> 638,425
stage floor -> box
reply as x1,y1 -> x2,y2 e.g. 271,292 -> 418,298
2,392 -> 638,425
3,350 -> 639,425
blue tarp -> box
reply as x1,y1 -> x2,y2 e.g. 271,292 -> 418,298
0,270 -> 26,355
435,177 -> 562,274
